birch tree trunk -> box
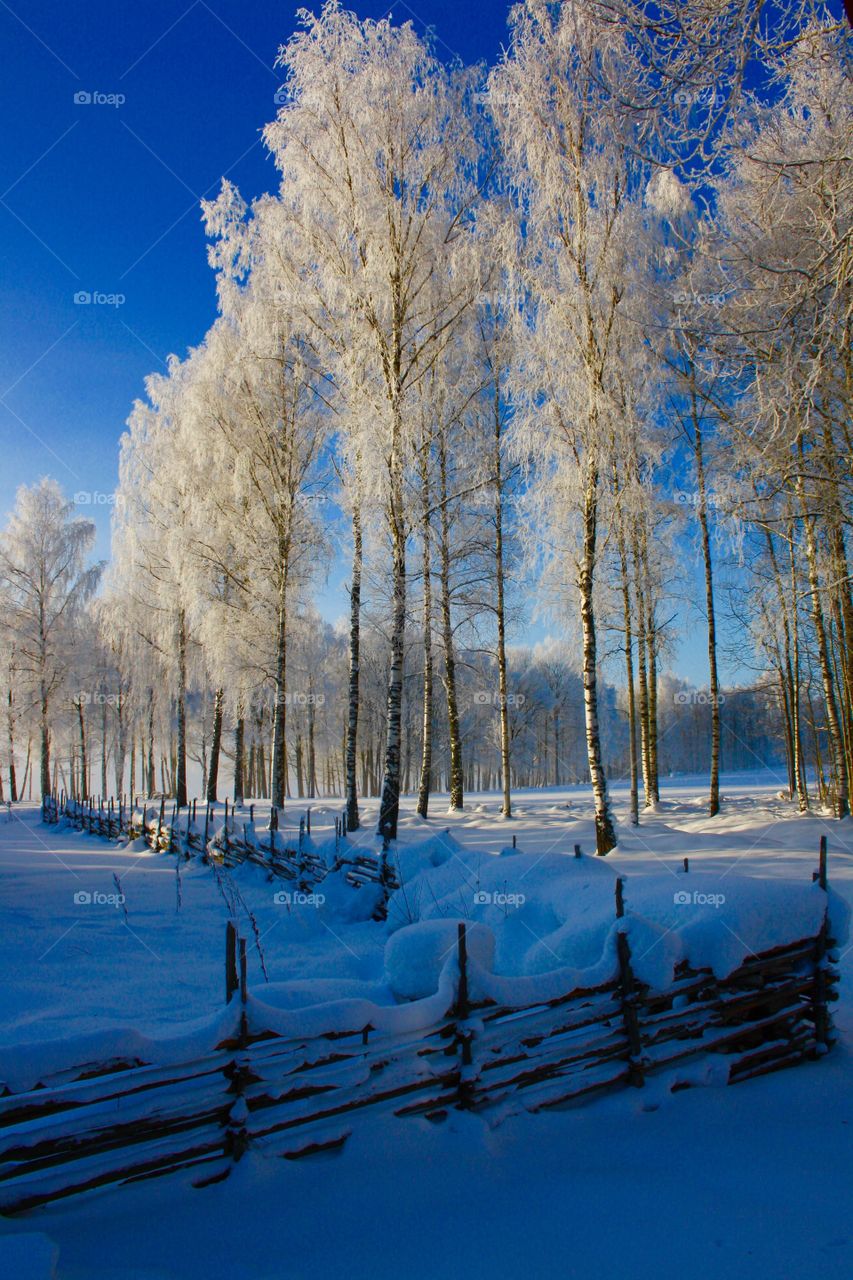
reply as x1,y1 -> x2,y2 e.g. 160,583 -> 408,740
100,698 -> 108,799
175,611 -> 188,808
76,701 -> 87,802
345,500 -> 363,831
417,440 -> 434,819
641,533 -> 660,807
438,427 -> 463,812
146,690 -> 156,797
270,557 -> 289,812
579,459 -> 617,854
633,530 -> 653,809
615,511 -> 639,826
799,488 -> 849,818
494,382 -> 512,819
7,686 -> 17,802
378,397 -> 407,840
207,687 -> 224,803
113,695 -> 127,799
789,538 -> 808,810
692,419 -> 720,816
307,679 -> 317,799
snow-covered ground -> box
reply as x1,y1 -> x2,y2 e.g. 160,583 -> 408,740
1,771 -> 851,1278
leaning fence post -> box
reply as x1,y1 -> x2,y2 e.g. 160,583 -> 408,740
615,878 -> 645,1087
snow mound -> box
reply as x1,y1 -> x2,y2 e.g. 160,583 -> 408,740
385,919 -> 495,1000
389,829 -> 465,882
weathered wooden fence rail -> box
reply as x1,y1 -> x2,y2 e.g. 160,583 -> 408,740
0,849 -> 838,1215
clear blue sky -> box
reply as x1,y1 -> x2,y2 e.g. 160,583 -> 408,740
0,0 -> 748,686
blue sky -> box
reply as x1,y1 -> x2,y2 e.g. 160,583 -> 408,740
0,1 -> 509,549
0,0 -> 744,685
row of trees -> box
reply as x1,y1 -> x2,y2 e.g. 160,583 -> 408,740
0,504 -> 798,812
0,1 -> 849,848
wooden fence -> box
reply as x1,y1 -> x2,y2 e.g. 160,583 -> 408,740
0,843 -> 838,1215
42,792 -> 399,902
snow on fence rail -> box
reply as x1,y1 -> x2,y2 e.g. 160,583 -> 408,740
0,842 -> 839,1215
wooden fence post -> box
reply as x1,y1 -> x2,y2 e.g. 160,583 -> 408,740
455,922 -> 475,1109
812,836 -> 832,1055
615,878 -> 645,1087
239,937 -> 249,1050
225,922 -> 238,1005
457,922 -> 469,1019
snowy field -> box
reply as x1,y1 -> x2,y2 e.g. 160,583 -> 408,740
1,770 -> 851,1279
